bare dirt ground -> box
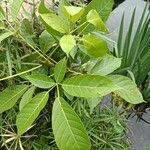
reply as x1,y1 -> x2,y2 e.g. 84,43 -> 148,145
20,0 -> 53,18
1,0 -> 54,20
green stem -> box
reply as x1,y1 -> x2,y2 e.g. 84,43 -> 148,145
78,23 -> 90,35
0,65 -> 42,82
6,46 -> 12,76
56,84 -> 60,98
5,19 -> 56,65
49,44 -> 59,57
0,62 -> 40,66
70,21 -> 87,34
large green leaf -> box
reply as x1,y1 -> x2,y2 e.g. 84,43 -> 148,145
38,1 -> 61,39
108,75 -> 144,104
54,58 -> 67,83
82,34 -> 109,57
52,97 -> 91,150
11,0 -> 24,19
64,6 -> 84,22
40,13 -> 68,33
26,74 -> 56,89
0,31 -> 14,43
87,9 -> 108,32
0,85 -> 28,113
39,30 -> 55,53
85,55 -> 121,75
60,34 -> 76,56
19,86 -> 35,111
62,75 -> 119,97
81,0 -> 114,23
79,0 -> 114,33
16,92 -> 49,135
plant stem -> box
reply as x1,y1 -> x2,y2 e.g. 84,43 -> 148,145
70,21 -> 87,34
5,19 -> 56,65
0,65 -> 42,82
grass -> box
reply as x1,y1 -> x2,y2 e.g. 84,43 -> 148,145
73,98 -> 130,150
0,97 -> 130,150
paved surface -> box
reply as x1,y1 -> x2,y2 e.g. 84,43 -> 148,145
127,108 -> 150,150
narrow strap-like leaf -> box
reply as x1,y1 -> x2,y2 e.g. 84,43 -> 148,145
117,13 -> 124,58
121,8 -> 136,68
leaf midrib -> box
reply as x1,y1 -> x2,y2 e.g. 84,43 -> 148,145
0,86 -> 27,110
55,60 -> 65,82
57,97 -> 80,150
29,78 -> 55,86
18,92 -> 48,135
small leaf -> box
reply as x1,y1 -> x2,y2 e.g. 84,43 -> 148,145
20,19 -> 33,35
26,74 -> 56,89
62,75 -> 119,97
19,86 -> 35,111
87,9 -> 108,32
0,21 -> 5,30
58,0 -> 70,17
38,1 -> 61,38
64,6 -> 84,22
82,34 -> 109,57
108,75 -> 144,104
80,0 -> 114,23
54,58 -> 67,83
0,6 -> 5,21
0,31 -> 14,43
38,0 -> 52,14
0,85 -> 28,113
52,97 -> 91,150
11,0 -> 24,19
20,19 -> 35,46
85,54 -> 121,75
40,13 -> 68,33
39,30 -> 55,53
79,0 -> 114,33
63,91 -> 74,101
17,92 -> 49,135
87,97 -> 102,114
60,34 -> 76,56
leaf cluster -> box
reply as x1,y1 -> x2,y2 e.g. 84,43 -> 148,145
0,0 -> 144,149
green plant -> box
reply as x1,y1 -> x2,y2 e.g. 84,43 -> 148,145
113,3 -> 150,101
86,106 -> 130,150
0,0 -> 144,149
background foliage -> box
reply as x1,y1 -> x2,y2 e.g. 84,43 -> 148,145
0,0 -> 149,149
